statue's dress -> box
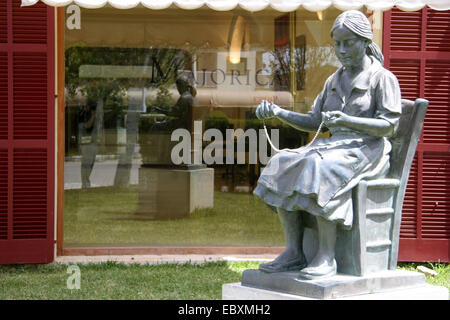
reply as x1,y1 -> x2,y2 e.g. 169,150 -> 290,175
253,58 -> 402,229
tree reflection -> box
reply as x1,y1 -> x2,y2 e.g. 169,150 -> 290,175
65,46 -> 192,188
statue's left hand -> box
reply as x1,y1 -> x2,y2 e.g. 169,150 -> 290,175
322,111 -> 350,127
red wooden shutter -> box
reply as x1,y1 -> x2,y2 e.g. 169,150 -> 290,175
384,7 -> 450,262
0,0 -> 55,264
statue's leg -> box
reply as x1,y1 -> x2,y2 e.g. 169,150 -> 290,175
259,208 -> 307,273
298,216 -> 337,279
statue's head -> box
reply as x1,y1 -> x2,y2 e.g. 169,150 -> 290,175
331,10 -> 373,43
176,74 -> 197,97
331,10 -> 384,67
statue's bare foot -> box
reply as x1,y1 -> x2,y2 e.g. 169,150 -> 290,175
297,257 -> 336,280
259,250 -> 307,273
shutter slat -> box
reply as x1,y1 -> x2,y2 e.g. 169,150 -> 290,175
421,154 -> 450,238
13,52 -> 48,140
389,60 -> 421,101
0,2 -> 6,43
426,10 -> 450,51
423,61 -> 450,144
0,149 -> 7,240
12,1 -> 47,44
0,53 -> 7,140
13,149 -> 47,240
390,8 -> 422,51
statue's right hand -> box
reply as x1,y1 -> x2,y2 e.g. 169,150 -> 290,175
255,100 -> 281,120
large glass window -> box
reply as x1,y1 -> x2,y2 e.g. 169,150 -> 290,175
64,7 -> 341,247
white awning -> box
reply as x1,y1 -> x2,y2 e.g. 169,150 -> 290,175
20,0 -> 450,12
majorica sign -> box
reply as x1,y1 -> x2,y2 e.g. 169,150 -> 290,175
171,121 -> 279,165
194,69 -> 275,87
79,64 -> 275,87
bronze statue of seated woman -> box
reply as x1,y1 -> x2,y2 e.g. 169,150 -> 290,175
253,10 -> 402,280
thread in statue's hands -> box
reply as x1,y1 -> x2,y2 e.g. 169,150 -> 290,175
262,115 -> 326,154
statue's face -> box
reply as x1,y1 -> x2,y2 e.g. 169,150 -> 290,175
332,25 -> 368,69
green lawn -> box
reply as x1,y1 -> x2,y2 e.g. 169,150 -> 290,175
397,262 -> 450,290
0,261 -> 256,300
64,187 -> 284,246
0,261 -> 448,300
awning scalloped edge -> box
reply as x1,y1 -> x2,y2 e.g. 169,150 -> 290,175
20,0 -> 450,12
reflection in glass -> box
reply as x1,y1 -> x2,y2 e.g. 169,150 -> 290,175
78,97 -> 101,189
64,7 -> 341,247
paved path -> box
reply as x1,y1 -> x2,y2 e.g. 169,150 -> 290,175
55,254 -> 277,265
64,159 -> 140,189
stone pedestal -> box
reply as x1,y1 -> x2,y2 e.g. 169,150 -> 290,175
136,166 -> 214,220
139,133 -> 178,165
222,269 -> 449,300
